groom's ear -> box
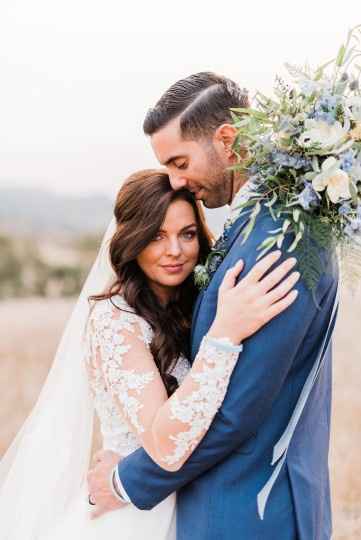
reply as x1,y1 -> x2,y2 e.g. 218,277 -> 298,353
213,124 -> 238,157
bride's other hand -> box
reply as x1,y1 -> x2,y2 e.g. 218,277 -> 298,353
91,449 -> 121,468
87,450 -> 126,519
209,250 -> 300,345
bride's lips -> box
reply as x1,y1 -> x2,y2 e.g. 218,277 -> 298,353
161,263 -> 185,275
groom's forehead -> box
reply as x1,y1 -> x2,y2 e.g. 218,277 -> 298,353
150,118 -> 193,164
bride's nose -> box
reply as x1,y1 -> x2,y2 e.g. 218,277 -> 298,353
165,237 -> 182,257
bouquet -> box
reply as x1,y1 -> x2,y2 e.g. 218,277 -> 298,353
230,25 -> 361,292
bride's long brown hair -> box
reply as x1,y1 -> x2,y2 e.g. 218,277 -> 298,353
89,170 -> 212,396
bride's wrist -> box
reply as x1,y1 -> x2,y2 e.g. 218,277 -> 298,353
208,320 -> 242,346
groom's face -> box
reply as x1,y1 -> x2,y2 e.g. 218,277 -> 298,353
150,117 -> 234,208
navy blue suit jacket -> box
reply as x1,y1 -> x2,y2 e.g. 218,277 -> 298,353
118,206 -> 338,540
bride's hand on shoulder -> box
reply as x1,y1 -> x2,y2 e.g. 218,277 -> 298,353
209,250 -> 300,345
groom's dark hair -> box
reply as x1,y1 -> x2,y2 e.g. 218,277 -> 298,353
143,72 -> 250,139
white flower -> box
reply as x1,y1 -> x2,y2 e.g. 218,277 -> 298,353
295,112 -> 307,123
346,96 -> 361,122
312,156 -> 351,203
298,119 -> 348,150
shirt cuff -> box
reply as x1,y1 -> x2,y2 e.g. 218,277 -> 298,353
110,465 -> 132,504
205,335 -> 243,353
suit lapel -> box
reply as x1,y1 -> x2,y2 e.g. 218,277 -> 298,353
190,212 -> 251,350
224,212 -> 251,253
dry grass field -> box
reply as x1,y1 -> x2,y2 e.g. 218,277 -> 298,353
0,290 -> 360,538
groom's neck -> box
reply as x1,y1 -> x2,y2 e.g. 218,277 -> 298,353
229,170 -> 249,204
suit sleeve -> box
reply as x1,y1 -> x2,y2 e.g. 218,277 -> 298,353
117,214 -> 336,509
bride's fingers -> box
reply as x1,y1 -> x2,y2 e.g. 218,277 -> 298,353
219,259 -> 244,292
236,250 -> 281,287
258,257 -> 297,294
263,289 -> 299,323
262,271 -> 300,306
92,449 -> 119,465
92,451 -> 104,465
91,506 -> 105,519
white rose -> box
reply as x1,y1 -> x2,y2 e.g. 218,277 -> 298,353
312,156 -> 351,203
298,119 -> 348,150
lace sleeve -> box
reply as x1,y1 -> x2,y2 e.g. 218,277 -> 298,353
152,335 -> 241,471
87,300 -> 242,471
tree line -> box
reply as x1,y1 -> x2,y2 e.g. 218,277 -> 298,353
0,233 -> 102,299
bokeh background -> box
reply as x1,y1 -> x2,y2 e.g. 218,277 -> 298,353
0,1 -> 360,537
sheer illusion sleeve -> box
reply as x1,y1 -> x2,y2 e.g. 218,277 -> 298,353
86,301 -> 241,472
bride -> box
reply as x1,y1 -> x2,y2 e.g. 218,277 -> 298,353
0,169 -> 299,540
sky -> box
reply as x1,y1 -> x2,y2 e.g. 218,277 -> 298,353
0,0 -> 359,199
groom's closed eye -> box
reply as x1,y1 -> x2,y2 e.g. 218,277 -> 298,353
173,159 -> 188,170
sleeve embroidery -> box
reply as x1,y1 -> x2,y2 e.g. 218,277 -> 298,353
162,335 -> 240,466
90,302 -> 156,435
86,298 -> 242,471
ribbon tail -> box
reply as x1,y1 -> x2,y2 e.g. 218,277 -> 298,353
257,453 -> 287,520
271,356 -> 319,465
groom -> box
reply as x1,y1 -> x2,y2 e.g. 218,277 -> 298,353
88,73 -> 338,539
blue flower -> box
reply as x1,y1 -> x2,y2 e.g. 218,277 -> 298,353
344,204 -> 361,238
313,111 -> 336,125
345,219 -> 361,238
311,94 -> 342,125
339,149 -> 356,172
271,151 -> 311,170
298,182 -> 320,210
338,202 -> 352,216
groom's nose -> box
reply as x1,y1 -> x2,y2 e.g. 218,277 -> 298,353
169,173 -> 188,191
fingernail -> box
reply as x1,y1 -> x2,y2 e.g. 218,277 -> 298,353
293,271 -> 301,280
288,257 -> 297,265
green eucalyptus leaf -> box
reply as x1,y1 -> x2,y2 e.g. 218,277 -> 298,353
336,44 -> 346,67
293,209 -> 301,223
256,237 -> 278,260
288,231 -> 303,253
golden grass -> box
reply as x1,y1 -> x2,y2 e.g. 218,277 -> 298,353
0,291 -> 360,538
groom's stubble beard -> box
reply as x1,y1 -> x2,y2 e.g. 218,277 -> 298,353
200,143 -> 235,209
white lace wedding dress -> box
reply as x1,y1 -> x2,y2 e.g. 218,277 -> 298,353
40,294 -> 240,540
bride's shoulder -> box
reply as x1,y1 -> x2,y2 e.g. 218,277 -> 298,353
88,294 -> 153,343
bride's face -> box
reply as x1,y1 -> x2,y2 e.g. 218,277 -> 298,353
136,199 -> 200,303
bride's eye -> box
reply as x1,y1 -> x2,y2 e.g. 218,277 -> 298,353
152,232 -> 163,242
182,230 -> 197,240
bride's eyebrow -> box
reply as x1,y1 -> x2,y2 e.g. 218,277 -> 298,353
180,223 -> 197,231
159,223 -> 197,233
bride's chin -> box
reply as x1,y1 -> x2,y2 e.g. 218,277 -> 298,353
158,275 -> 188,287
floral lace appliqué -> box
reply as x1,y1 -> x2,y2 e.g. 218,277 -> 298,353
162,335 -> 240,466
86,297 -> 155,436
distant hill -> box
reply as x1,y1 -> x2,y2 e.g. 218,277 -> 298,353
0,187 -> 113,236
0,186 -> 228,238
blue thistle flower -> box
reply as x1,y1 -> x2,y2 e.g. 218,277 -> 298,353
297,182 -> 320,211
